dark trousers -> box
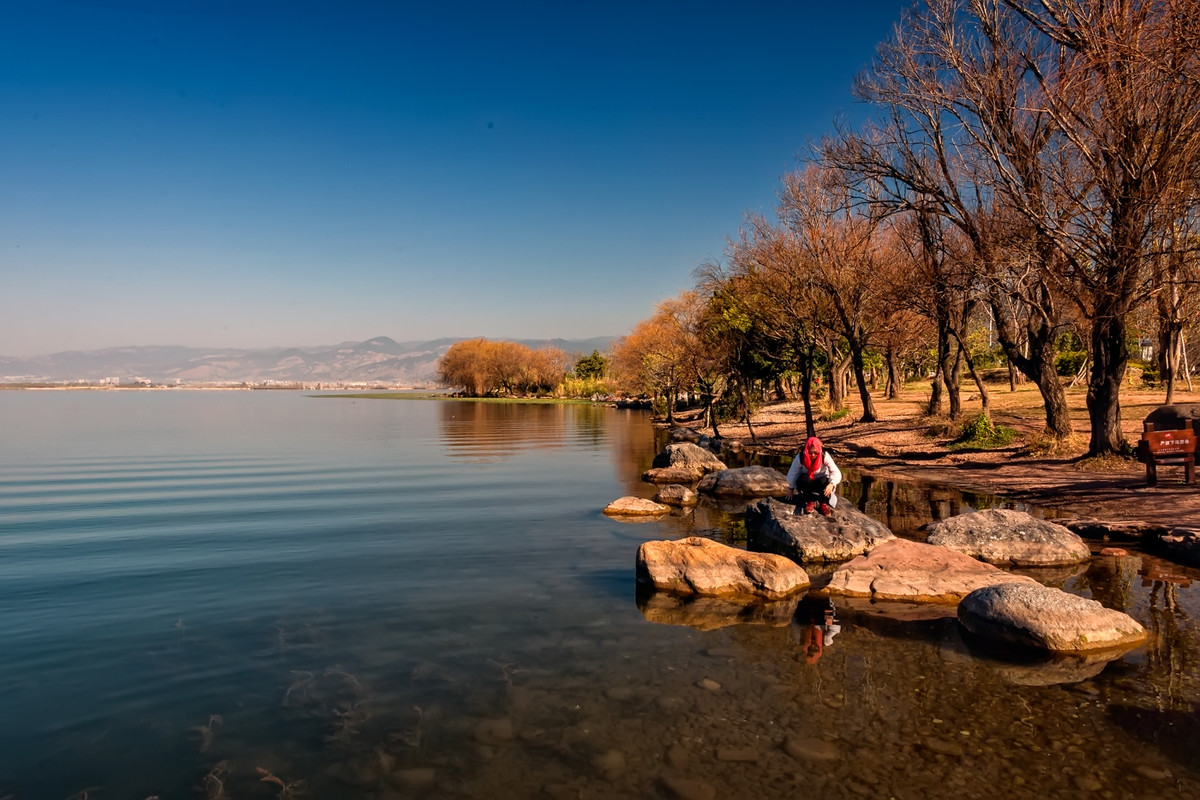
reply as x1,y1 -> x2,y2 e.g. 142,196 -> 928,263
793,472 -> 831,506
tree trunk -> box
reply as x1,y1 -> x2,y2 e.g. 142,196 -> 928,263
1184,338 -> 1194,392
826,344 -> 845,411
737,380 -> 757,443
1158,317 -> 1182,405
929,362 -> 944,416
800,353 -> 817,439
1086,313 -> 1129,456
700,379 -> 722,438
987,292 -> 1073,439
951,327 -> 989,416
848,336 -> 879,422
941,329 -> 962,420
886,347 -> 902,399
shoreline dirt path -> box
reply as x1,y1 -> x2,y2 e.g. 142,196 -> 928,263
686,383 -> 1200,535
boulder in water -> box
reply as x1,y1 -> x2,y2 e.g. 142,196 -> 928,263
746,497 -> 895,562
603,496 -> 670,517
958,581 -> 1149,653
654,484 -> 699,507
652,442 -> 726,472
824,539 -> 1039,603
636,536 -> 809,598
925,508 -> 1090,566
696,466 -> 789,498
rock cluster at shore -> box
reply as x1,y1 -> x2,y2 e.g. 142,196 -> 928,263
617,442 -> 1155,668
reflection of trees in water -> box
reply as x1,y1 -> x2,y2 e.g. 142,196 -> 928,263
437,401 -> 618,462
1076,555 -> 1138,612
1140,558 -> 1200,708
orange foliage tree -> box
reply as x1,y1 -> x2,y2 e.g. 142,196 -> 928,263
437,339 -> 568,396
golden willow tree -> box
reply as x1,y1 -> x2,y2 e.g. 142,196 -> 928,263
609,296 -> 693,424
437,339 -> 568,396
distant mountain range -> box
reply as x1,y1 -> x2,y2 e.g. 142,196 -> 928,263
0,336 -> 616,386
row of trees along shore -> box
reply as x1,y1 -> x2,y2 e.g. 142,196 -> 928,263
612,0 -> 1200,458
437,339 -> 611,397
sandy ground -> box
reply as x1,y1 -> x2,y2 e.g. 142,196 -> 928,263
689,380 -> 1200,533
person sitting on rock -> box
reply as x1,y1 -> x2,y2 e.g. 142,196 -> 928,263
785,435 -> 842,516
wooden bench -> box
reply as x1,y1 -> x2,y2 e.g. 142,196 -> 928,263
1137,427 -> 1197,486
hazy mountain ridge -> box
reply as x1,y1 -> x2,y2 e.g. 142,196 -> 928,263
0,336 -> 615,385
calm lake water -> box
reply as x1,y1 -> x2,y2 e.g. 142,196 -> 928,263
0,391 -> 1196,799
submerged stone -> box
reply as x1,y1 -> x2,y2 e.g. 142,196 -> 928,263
783,736 -> 840,761
644,465 -> 707,484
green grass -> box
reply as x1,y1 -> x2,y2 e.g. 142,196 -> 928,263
819,406 -> 852,422
948,412 -> 1017,450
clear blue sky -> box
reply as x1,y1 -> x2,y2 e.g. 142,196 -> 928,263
0,0 -> 907,358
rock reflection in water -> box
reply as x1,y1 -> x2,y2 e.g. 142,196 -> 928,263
636,587 -> 799,631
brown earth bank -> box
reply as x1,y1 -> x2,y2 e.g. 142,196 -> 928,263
684,381 -> 1200,536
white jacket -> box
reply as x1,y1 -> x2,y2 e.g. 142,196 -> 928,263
786,451 -> 842,507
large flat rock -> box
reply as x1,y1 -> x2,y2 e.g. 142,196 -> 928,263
636,536 -> 809,599
926,508 -> 1090,566
746,498 -> 895,562
958,581 -> 1148,654
824,538 -> 1039,604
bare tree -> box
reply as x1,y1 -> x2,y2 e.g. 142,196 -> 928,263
778,164 -> 888,422
829,0 -> 1077,437
837,0 -> 1200,454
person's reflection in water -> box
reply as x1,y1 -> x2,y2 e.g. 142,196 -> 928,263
792,594 -> 841,664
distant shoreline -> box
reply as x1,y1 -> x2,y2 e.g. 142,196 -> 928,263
320,392 -> 601,405
0,384 -> 434,392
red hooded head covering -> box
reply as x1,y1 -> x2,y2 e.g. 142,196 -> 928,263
802,436 -> 823,479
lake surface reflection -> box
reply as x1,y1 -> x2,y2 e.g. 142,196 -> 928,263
0,392 -> 1196,799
